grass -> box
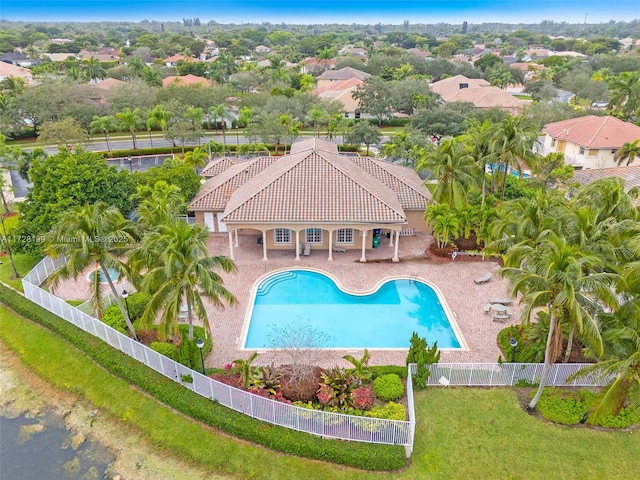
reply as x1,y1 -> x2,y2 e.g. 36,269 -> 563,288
513,94 -> 533,100
0,304 -> 638,479
0,209 -> 40,291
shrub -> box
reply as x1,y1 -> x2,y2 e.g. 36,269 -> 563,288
595,406 -> 640,428
370,365 -> 408,379
280,366 -> 322,403
150,342 -> 178,360
0,283 -> 406,470
365,402 -> 407,421
319,367 -> 357,408
536,387 -> 594,425
497,325 -> 538,363
373,374 -> 404,402
406,332 -> 440,389
351,386 -> 375,410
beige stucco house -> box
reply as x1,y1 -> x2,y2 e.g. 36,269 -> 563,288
313,77 -> 364,118
540,116 -> 640,169
429,74 -> 527,114
189,138 -> 431,262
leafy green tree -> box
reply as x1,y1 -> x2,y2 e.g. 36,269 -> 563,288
345,121 -> 381,156
38,117 -> 87,146
136,221 -> 237,341
45,202 -> 137,337
501,235 -> 619,411
90,115 -> 118,152
352,77 -> 394,126
15,148 -> 135,255
116,108 -> 142,149
140,66 -> 162,88
17,147 -> 47,182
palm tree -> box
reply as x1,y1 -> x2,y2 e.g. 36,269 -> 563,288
614,139 -> 640,166
17,147 -> 47,182
462,120 -> 494,208
183,146 -> 208,169
141,67 -> 162,87
89,115 -> 118,152
431,211 -> 460,249
488,116 -> 537,201
83,56 -> 107,83
146,105 -> 174,148
116,108 -> 142,150
606,71 -> 640,122
501,235 -> 619,410
417,138 -> 478,209
184,106 -> 204,144
128,57 -> 144,77
209,104 -> 231,147
136,221 -> 237,341
306,105 -> 328,137
45,202 -> 138,339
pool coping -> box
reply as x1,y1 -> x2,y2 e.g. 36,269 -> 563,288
238,266 -> 469,352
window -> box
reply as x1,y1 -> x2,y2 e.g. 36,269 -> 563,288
459,83 -> 469,89
579,147 -> 586,155
274,228 -> 291,244
611,149 -> 618,155
336,228 -> 354,244
354,110 -> 361,119
551,139 -> 556,147
588,149 -> 597,156
344,112 -> 350,118
305,228 -> 323,244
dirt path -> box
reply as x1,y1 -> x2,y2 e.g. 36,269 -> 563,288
0,341 -> 231,480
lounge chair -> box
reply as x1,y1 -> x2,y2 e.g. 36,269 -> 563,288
491,313 -> 509,322
332,246 -> 346,254
483,304 -> 492,313
303,243 -> 311,256
474,272 -> 492,284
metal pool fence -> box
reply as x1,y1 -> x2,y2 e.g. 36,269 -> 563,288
22,257 -> 416,452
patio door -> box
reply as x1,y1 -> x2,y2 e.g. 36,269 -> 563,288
204,212 -> 215,231
216,214 -> 227,232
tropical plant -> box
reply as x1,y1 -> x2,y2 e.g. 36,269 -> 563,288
306,104 -> 328,137
183,146 -> 208,169
233,352 -> 259,389
116,108 -> 142,150
146,104 -> 174,148
501,235 -> 619,410
318,367 -> 357,408
606,71 -> 640,122
83,56 -> 106,83
209,104 -> 231,147
135,220 -> 237,341
614,139 -> 640,166
343,349 -> 372,383
90,115 -> 118,152
45,202 -> 137,338
141,66 -> 162,87
431,211 -> 460,249
417,138 -> 478,209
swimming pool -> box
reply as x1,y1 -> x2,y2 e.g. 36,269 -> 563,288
87,267 -> 121,284
243,269 -> 463,349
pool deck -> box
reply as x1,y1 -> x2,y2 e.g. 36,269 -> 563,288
51,232 -> 521,369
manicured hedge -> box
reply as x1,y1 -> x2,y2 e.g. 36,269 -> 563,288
0,284 -> 406,470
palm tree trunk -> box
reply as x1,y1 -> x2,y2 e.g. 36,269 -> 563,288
500,162 -> 509,201
102,265 -> 138,340
563,326 -> 574,363
104,133 -> 111,152
481,163 -> 487,209
186,300 -> 194,341
148,130 -> 153,148
529,309 -> 556,410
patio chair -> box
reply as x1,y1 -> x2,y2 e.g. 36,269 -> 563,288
491,313 -> 509,322
303,243 -> 311,256
332,246 -> 346,254
483,304 -> 492,313
474,272 -> 492,284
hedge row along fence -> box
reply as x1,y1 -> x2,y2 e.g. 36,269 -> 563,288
0,277 -> 407,470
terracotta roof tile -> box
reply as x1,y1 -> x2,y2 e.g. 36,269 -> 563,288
543,116 -> 640,149
201,157 -> 239,177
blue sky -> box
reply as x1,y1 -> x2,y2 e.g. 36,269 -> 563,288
2,0 -> 638,24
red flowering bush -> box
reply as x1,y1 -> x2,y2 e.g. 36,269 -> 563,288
350,387 -> 375,410
317,384 -> 334,406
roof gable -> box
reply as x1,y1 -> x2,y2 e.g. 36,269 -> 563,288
543,116 -> 640,148
317,67 -> 370,81
201,157 -> 239,177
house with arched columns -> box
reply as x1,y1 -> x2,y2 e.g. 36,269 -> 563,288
189,138 -> 431,262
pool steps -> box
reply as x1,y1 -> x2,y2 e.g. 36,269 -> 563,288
256,271 -> 296,296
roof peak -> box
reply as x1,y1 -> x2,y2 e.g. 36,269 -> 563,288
289,137 -> 339,155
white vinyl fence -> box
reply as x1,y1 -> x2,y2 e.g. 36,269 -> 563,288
418,362 -> 611,387
22,257 -> 416,451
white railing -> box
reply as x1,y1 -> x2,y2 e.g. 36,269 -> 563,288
22,257 -> 416,450
418,363 -> 611,387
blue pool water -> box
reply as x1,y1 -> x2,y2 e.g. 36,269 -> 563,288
87,268 -> 121,283
244,270 -> 462,349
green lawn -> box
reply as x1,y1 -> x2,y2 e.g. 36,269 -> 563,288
0,305 -> 638,480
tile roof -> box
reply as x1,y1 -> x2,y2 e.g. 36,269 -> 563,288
162,74 -> 212,87
94,78 -> 126,91
201,157 -> 239,177
430,74 -> 525,110
189,156 -> 279,210
543,116 -> 640,149
313,78 -> 364,96
572,165 -> 640,192
188,138 -> 430,227
317,67 -> 370,81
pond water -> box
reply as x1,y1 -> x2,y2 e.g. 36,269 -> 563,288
0,410 -> 115,480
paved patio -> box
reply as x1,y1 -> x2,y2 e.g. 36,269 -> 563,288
51,232 -> 520,369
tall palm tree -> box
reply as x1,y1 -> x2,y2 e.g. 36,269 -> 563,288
462,119 -> 494,208
606,71 -> 640,122
306,104 -> 328,137
128,57 -> 144,77
89,115 -> 118,152
501,235 -> 619,410
417,138 -> 478,209
116,108 -> 142,150
488,116 -> 537,201
184,106 -> 204,145
146,105 -> 174,148
614,139 -> 640,166
136,221 -> 237,341
209,104 -> 231,147
83,56 -> 107,83
45,202 -> 138,339
17,147 -> 47,182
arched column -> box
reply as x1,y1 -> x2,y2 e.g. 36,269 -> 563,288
234,229 -> 239,247
327,229 -> 333,261
295,230 -> 301,261
360,230 -> 367,263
